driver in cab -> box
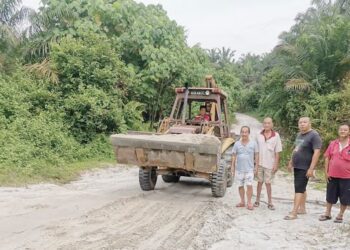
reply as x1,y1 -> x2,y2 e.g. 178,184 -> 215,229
194,105 -> 210,122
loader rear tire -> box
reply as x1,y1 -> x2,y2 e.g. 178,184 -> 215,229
227,171 -> 233,187
211,163 -> 227,197
139,167 -> 157,191
162,175 -> 180,183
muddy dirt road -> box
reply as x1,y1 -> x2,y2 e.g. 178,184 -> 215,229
1,113 -> 349,249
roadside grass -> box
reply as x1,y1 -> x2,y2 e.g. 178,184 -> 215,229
0,159 -> 116,187
311,180 -> 327,191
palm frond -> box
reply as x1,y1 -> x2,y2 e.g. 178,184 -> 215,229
274,43 -> 298,57
8,6 -> 33,27
285,78 -> 312,91
0,22 -> 18,45
25,58 -> 59,84
340,56 -> 350,66
0,0 -> 23,23
0,53 -> 5,69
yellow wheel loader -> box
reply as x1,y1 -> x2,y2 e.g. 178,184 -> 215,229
111,76 -> 235,197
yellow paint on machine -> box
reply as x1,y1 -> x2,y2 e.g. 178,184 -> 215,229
221,138 -> 235,154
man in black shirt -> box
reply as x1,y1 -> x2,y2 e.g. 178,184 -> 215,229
284,117 -> 322,220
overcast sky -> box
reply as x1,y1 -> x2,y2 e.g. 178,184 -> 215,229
23,0 -> 312,58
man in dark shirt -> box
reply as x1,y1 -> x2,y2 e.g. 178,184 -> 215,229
284,117 -> 322,220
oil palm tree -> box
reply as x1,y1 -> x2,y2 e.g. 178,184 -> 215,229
0,0 -> 33,70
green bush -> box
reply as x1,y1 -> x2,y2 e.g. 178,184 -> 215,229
63,86 -> 127,143
0,69 -> 115,183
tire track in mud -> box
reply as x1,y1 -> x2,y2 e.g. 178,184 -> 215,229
54,193 -> 237,250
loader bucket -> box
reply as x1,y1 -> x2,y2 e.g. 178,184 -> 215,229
110,133 -> 221,173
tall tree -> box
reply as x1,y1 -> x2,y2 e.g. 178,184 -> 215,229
0,0 -> 32,69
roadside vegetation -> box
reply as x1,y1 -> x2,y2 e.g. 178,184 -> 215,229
0,0 -> 349,185
0,0 -> 242,185
236,0 -> 350,175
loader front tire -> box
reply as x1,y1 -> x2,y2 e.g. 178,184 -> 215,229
139,167 -> 157,191
162,175 -> 180,183
211,163 -> 227,197
227,171 -> 233,187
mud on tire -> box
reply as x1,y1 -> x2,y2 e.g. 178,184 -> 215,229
227,171 -> 233,187
211,163 -> 227,197
162,175 -> 180,183
139,167 -> 157,191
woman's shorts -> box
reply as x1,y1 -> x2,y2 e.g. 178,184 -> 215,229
236,171 -> 254,187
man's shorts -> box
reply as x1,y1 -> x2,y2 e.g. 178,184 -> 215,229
257,166 -> 274,183
235,171 -> 254,187
294,168 -> 309,193
326,177 -> 350,205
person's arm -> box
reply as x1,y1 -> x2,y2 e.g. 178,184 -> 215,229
287,135 -> 296,172
273,152 -> 280,173
254,141 -> 259,174
254,152 -> 259,174
231,154 -> 236,175
323,142 -> 332,182
306,133 -> 322,177
324,157 -> 330,183
273,135 -> 282,173
306,149 -> 321,177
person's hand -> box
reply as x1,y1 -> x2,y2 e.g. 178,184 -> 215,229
306,168 -> 315,178
272,165 -> 278,174
287,162 -> 293,173
325,172 -> 330,183
254,166 -> 258,175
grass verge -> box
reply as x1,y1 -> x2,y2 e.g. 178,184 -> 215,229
0,159 -> 116,187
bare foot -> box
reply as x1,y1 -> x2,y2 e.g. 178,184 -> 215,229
236,202 -> 245,208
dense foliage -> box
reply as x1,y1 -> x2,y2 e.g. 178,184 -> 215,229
239,0 -> 350,147
0,0 -> 241,182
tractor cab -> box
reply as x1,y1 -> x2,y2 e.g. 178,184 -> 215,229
158,87 -> 230,138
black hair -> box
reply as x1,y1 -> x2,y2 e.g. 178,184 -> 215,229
240,126 -> 250,133
339,123 -> 350,129
200,105 -> 206,110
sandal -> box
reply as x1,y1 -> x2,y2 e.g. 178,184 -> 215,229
247,204 -> 254,210
236,202 -> 245,208
334,216 -> 343,223
267,204 -> 275,210
284,214 -> 297,220
253,201 -> 260,207
319,215 -> 332,221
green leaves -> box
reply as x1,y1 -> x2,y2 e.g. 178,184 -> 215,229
50,31 -> 128,93
63,86 -> 127,143
242,0 -> 350,138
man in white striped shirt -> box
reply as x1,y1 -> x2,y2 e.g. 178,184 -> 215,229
254,117 -> 282,210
